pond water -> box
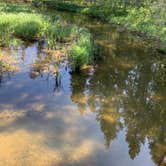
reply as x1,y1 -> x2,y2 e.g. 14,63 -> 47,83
0,11 -> 166,166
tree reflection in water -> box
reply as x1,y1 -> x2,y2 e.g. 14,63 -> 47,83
48,12 -> 165,165
70,47 -> 166,165
0,26 -> 165,166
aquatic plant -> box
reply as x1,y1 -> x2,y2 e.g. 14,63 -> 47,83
70,28 -> 94,70
0,13 -> 49,42
0,3 -> 95,70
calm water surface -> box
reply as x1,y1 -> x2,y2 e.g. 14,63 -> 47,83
0,11 -> 165,166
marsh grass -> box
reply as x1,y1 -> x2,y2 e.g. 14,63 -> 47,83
0,13 -> 49,43
0,3 -> 95,70
70,29 -> 94,70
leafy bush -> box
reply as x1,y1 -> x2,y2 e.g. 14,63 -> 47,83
70,29 -> 93,70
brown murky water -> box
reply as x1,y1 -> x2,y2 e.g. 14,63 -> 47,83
0,11 -> 166,166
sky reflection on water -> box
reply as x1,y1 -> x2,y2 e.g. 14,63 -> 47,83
0,12 -> 165,166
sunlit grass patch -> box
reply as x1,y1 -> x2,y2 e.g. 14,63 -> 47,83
0,13 -> 49,43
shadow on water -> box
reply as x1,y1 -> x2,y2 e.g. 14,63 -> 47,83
0,10 -> 165,166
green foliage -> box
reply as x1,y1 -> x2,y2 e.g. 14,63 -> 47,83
0,2 -> 32,13
70,29 -> 93,70
0,13 -> 48,44
46,23 -> 79,48
46,23 -> 94,69
34,0 -> 166,52
0,3 -> 95,70
14,20 -> 44,40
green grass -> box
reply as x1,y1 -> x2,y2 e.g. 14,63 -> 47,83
0,13 -> 49,46
46,23 -> 79,49
70,28 -> 93,70
0,3 -> 95,70
0,2 -> 32,13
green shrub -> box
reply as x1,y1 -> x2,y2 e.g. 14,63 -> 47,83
70,29 -> 93,70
